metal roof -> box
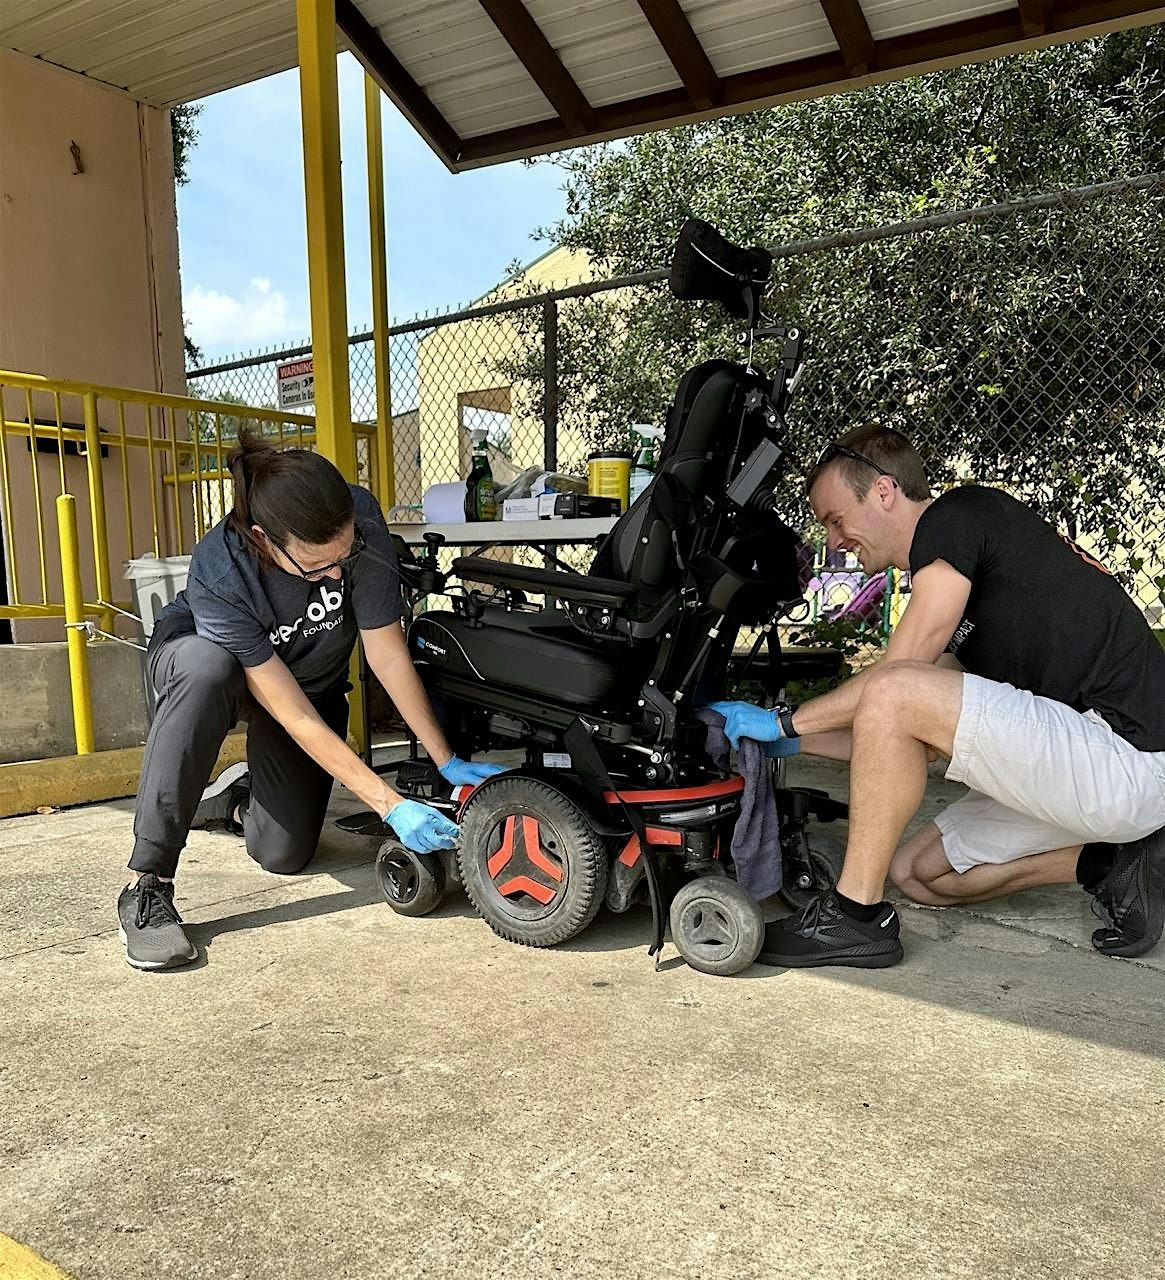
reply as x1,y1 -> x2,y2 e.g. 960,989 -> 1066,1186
4,0 -> 1165,170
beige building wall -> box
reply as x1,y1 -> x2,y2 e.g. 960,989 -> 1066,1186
389,408 -> 422,509
416,246 -> 593,493
0,48 -> 186,640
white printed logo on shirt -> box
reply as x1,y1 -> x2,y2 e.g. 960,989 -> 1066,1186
949,617 -> 975,653
269,582 -> 344,646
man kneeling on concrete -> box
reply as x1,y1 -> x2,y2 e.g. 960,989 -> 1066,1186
710,426 -> 1165,968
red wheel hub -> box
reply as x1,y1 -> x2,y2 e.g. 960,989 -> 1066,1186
486,815 -> 564,905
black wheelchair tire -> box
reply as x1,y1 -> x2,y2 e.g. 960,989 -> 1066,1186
669,876 -> 765,976
457,776 -> 608,947
375,841 -> 447,917
779,826 -> 847,911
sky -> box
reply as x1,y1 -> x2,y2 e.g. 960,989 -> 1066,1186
178,53 -> 569,363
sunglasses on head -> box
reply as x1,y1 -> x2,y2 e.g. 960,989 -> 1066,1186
814,442 -> 886,475
263,527 -> 365,580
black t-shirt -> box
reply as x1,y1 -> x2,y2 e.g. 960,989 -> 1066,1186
909,485 -> 1165,751
152,485 -> 403,696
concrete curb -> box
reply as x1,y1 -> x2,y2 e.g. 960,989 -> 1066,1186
0,1231 -> 76,1278
0,733 -> 248,819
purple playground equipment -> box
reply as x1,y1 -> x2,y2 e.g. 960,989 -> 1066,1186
833,570 -> 888,624
807,565 -> 897,631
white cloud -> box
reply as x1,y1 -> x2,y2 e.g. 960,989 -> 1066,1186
185,276 -> 302,353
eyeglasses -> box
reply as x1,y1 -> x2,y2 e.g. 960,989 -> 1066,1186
264,527 -> 365,580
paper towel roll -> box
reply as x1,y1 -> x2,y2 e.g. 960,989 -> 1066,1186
423,482 -> 466,524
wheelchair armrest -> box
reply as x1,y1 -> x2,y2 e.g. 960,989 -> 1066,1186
452,555 -> 637,610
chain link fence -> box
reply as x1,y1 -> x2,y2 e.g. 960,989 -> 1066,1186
187,172 -> 1165,631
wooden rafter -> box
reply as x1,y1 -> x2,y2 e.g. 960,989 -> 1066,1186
476,0 -> 597,133
1016,0 -> 1056,35
634,0 -> 722,109
818,0 -> 877,75
336,0 -> 462,165
322,0 -> 1165,170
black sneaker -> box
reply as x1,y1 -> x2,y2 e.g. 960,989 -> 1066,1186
193,762 -> 250,833
757,889 -> 903,968
1090,827 -> 1165,958
117,874 -> 198,970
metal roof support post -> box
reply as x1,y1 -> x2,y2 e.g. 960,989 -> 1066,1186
364,74 -> 396,510
296,0 -> 356,480
298,0 -> 364,752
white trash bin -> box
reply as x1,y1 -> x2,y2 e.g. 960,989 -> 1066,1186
124,555 -> 191,642
124,555 -> 192,718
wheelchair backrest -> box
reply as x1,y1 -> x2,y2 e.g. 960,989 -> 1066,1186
592,358 -> 777,601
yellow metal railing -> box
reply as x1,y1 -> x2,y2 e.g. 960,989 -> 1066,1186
0,367 -> 381,754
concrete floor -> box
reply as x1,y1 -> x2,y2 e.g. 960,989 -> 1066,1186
1,757 -> 1163,1280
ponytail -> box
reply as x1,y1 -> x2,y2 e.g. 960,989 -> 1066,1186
227,429 -> 354,555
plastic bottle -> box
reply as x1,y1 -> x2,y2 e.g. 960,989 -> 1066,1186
628,425 -> 664,506
464,428 -> 497,521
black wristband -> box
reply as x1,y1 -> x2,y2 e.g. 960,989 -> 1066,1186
777,704 -> 799,738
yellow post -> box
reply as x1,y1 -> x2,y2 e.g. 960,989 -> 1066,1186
57,494 -> 95,755
364,74 -> 395,510
297,0 -> 356,481
83,391 -> 115,636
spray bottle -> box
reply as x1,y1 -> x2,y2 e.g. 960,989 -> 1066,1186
464,428 -> 497,521
628,424 -> 664,506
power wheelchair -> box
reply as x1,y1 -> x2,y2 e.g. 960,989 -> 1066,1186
344,220 -> 848,975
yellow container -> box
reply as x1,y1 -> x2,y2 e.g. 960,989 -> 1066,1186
587,451 -> 632,513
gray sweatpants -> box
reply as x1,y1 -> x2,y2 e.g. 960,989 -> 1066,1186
130,633 -> 349,879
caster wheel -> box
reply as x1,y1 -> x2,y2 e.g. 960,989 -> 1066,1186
779,828 -> 846,911
458,776 -> 608,947
669,877 -> 764,976
375,840 -> 447,917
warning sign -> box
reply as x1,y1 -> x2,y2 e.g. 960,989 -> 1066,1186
277,357 -> 314,410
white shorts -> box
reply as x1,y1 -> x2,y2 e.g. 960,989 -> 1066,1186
936,674 -> 1165,874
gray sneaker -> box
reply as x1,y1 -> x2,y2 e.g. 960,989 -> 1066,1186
193,762 -> 250,833
117,874 -> 198,970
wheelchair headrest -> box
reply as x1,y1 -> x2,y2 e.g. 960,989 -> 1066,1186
669,219 -> 772,330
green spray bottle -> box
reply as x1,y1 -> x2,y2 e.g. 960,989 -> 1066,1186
464,427 -> 497,521
628,424 -> 664,506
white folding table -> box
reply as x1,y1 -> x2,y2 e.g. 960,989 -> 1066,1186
388,517 -> 617,548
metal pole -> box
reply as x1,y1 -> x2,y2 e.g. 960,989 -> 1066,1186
881,566 -> 896,643
299,0 -> 363,754
57,493 -> 95,755
364,73 -> 395,510
82,391 -> 115,636
296,0 -> 356,480
543,298 -> 558,474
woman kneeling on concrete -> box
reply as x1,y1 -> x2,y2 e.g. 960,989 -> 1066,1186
118,431 -> 502,971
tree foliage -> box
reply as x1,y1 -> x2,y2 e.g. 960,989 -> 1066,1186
497,30 -> 1165,608
172,104 -> 204,369
171,104 -> 202,188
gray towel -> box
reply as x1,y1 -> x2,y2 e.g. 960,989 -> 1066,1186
696,707 -> 782,900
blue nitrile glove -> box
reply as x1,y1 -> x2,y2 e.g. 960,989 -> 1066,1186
438,755 -> 506,787
706,700 -> 783,750
383,799 -> 460,853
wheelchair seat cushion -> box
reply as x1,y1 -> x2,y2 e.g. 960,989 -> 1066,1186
409,609 -> 652,709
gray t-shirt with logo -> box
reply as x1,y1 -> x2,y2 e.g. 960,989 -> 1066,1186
152,485 -> 402,696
